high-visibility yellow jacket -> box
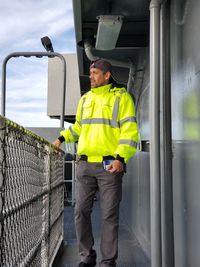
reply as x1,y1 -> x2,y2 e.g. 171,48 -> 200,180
60,83 -> 139,163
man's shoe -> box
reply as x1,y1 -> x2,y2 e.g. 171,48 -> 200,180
77,262 -> 96,267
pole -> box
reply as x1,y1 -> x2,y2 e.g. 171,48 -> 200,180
149,1 -> 162,267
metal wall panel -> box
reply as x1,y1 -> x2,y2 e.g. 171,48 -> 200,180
171,0 -> 200,266
47,53 -> 81,117
120,51 -> 151,259
121,152 -> 150,258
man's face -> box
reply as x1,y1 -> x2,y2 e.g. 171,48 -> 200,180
89,67 -> 110,88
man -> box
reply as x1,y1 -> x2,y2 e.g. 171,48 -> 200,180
53,59 -> 138,267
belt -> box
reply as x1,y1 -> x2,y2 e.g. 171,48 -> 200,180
80,155 -> 115,162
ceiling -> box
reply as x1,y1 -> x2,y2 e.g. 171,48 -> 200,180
72,0 -> 150,92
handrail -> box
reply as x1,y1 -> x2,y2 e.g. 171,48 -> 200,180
1,52 -> 66,128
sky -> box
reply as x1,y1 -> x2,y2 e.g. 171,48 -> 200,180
0,0 -> 76,127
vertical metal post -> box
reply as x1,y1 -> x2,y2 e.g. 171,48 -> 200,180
149,1 -> 162,267
1,52 -> 66,128
1,56 -> 9,116
71,160 -> 76,206
160,2 -> 175,267
0,116 -> 6,263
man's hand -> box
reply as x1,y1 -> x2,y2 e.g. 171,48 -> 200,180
107,160 -> 124,173
52,139 -> 61,150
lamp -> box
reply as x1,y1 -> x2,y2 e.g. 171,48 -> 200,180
41,36 -> 54,52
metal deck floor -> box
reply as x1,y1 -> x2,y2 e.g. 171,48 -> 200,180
56,197 -> 150,267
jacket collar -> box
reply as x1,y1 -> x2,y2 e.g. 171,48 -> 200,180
91,83 -> 112,95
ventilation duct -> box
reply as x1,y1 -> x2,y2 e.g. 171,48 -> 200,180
95,15 -> 123,50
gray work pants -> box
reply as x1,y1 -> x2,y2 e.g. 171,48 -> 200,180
75,160 -> 123,267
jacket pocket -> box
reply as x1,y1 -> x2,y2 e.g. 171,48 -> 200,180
83,100 -> 94,118
102,101 -> 113,118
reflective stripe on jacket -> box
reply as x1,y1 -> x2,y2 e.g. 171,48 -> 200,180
60,83 -> 139,163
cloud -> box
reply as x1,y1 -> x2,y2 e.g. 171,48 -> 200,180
0,0 -> 77,127
0,0 -> 74,46
6,109 -> 60,127
5,58 -> 50,124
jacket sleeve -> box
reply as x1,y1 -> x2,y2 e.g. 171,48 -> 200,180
60,96 -> 84,143
114,92 -> 139,162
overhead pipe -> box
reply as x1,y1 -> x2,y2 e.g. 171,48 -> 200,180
84,40 -> 133,69
149,1 -> 163,267
83,40 -> 136,91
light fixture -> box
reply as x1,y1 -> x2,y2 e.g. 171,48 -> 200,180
41,36 -> 54,52
95,15 -> 123,50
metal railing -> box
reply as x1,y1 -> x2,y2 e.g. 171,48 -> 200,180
0,115 -> 64,267
1,52 -> 66,128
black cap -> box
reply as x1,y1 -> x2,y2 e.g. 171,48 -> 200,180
90,59 -> 112,73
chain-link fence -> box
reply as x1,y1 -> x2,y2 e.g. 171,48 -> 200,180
0,116 -> 64,267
